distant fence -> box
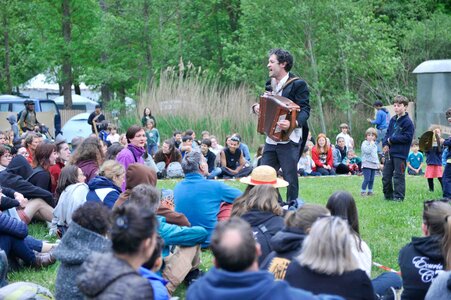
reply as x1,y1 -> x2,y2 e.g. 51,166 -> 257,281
60,109 -> 85,127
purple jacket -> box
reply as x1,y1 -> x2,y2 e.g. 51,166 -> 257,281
116,145 -> 145,191
77,160 -> 99,183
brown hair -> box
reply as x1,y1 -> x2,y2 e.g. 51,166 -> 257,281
33,143 -> 57,170
245,185 -> 282,216
285,204 -> 330,232
126,125 -> 144,143
70,136 -> 104,167
393,95 -> 408,106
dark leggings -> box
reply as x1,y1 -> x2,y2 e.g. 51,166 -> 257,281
427,177 -> 443,192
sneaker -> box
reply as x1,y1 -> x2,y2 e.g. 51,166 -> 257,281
361,192 -> 367,196
393,197 -> 404,202
33,252 -> 56,269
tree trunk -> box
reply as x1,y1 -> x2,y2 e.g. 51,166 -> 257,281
2,12 -> 12,94
101,83 -> 111,102
306,33 -> 327,134
143,0 -> 153,77
62,0 -> 72,109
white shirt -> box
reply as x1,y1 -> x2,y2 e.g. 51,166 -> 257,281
266,74 -> 302,145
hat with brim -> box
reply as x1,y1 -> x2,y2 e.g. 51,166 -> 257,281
240,165 -> 288,188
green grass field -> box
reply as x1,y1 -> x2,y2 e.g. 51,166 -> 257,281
7,174 -> 441,298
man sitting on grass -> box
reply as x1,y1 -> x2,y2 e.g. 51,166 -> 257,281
174,151 -> 241,247
187,217 -> 342,300
220,136 -> 252,178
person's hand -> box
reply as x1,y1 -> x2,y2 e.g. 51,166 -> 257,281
383,145 -> 389,153
252,103 -> 260,115
277,120 -> 290,131
370,140 -> 375,145
367,118 -> 372,123
15,193 -> 28,208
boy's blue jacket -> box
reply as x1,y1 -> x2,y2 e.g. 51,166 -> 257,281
382,112 -> 414,159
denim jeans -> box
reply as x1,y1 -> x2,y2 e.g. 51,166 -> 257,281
361,168 -> 376,192
372,272 -> 403,297
207,167 -> 222,179
0,235 -> 35,265
376,128 -> 387,154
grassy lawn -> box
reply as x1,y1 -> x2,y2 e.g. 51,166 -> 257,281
7,174 -> 440,298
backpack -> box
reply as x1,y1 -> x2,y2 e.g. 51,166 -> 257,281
166,162 -> 184,178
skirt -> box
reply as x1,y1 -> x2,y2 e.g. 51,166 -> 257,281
425,165 -> 443,178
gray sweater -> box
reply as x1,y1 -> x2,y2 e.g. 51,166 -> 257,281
361,140 -> 379,169
54,222 -> 111,300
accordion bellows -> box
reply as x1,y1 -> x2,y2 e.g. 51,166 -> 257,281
257,95 -> 300,142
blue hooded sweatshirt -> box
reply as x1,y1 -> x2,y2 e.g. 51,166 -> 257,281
371,108 -> 389,129
186,267 -> 343,300
382,112 -> 414,160
86,176 -> 121,208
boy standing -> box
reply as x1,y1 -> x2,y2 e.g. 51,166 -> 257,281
382,95 -> 414,201
406,141 -> 424,175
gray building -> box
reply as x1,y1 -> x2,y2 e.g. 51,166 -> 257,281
413,60 -> 451,137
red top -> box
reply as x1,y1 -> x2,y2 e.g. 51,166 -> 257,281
311,147 -> 333,171
49,162 -> 65,194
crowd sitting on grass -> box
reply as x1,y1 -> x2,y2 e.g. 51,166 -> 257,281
0,104 -> 451,299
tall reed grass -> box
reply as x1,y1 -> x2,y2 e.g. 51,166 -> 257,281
137,68 -> 265,150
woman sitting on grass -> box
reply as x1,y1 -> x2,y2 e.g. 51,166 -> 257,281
327,191 -> 402,298
51,165 -> 88,237
70,136 -> 105,183
86,160 -> 124,209
77,203 -> 157,299
29,143 -> 58,194
54,202 -> 111,299
399,199 -> 451,300
311,133 -> 335,176
240,184 -> 284,265
285,216 -> 375,299
260,204 -> 330,280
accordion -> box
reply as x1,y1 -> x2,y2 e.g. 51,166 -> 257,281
257,95 -> 300,142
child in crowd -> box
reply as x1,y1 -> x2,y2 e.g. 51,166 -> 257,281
106,125 -> 120,144
145,119 -> 160,156
200,138 -> 222,179
179,135 -> 193,158
424,127 -> 443,192
406,141 -> 424,175
336,123 -> 354,150
333,137 -> 350,174
347,149 -> 362,174
297,147 -> 320,176
252,144 -> 264,168
382,95 -> 414,201
360,128 -> 379,196
311,133 -> 335,176
140,236 -> 169,300
97,121 -> 109,144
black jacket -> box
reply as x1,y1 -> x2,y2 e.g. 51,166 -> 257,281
260,227 -> 306,279
398,235 -> 444,300
382,112 -> 414,160
0,155 -> 54,206
241,210 -> 284,265
266,73 -> 310,150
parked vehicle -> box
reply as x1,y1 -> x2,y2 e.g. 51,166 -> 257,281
0,95 -> 61,137
61,112 -> 92,143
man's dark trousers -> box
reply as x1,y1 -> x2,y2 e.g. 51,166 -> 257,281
261,141 -> 301,202
382,156 -> 406,200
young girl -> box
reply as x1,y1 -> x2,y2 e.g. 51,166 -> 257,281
425,127 -> 443,192
107,125 -> 120,144
361,128 -> 379,196
51,165 -> 88,237
297,147 -> 320,176
311,133 -> 335,175
145,119 -> 160,156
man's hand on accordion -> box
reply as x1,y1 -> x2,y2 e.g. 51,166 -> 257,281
277,120 -> 290,131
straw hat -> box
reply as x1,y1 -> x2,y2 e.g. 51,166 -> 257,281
240,165 -> 288,188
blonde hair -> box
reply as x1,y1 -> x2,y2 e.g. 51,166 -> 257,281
285,204 -> 330,232
245,185 -> 282,216
298,217 -> 358,275
99,160 -> 125,180
365,127 -> 377,138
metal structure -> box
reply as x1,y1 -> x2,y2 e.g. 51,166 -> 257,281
413,60 -> 451,137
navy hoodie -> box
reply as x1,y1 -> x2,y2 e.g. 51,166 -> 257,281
86,176 -> 121,209
398,235 -> 444,300
241,210 -> 284,265
260,227 -> 306,279
186,267 -> 342,300
382,112 -> 414,159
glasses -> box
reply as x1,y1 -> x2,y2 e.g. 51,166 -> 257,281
424,199 -> 451,209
